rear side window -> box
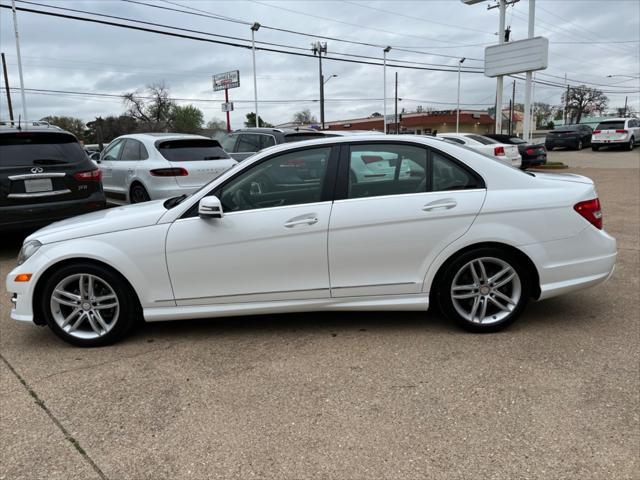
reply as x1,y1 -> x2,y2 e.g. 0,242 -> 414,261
236,134 -> 262,152
0,132 -> 87,166
157,139 -> 229,162
120,139 -> 148,161
596,121 -> 625,130
432,150 -> 482,192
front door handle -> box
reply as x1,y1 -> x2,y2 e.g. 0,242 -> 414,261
422,199 -> 457,211
284,217 -> 318,228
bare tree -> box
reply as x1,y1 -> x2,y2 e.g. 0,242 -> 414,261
562,85 -> 608,124
292,109 -> 318,125
123,82 -> 175,131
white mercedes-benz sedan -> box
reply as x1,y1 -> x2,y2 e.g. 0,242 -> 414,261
6,135 -> 616,347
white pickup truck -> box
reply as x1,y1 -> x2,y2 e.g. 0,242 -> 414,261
438,133 -> 522,168
591,118 -> 639,151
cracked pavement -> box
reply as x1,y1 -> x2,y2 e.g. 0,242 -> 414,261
1,149 -> 638,480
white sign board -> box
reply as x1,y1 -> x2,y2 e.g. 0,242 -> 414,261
221,102 -> 234,112
484,37 -> 549,77
213,70 -> 240,91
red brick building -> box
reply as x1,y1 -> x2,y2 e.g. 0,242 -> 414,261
326,110 -> 494,134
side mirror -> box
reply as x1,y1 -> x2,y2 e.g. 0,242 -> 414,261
198,196 -> 224,219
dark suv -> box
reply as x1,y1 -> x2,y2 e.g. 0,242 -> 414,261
218,127 -> 328,161
1,126 -> 106,231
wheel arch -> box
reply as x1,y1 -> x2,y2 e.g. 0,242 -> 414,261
426,241 -> 541,307
129,179 -> 148,201
32,257 -> 142,326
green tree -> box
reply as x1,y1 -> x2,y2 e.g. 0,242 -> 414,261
244,112 -> 273,128
170,104 -> 204,133
40,116 -> 86,140
123,82 -> 175,131
292,109 -> 318,125
562,85 -> 608,124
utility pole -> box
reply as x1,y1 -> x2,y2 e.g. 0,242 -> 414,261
250,22 -> 260,128
456,57 -> 466,133
564,83 -> 570,124
522,0 -> 535,142
394,72 -> 398,134
383,46 -> 391,134
510,80 -> 516,135
11,0 -> 27,122
495,0 -> 506,135
623,96 -> 628,117
1,53 -> 14,123
312,41 -> 327,129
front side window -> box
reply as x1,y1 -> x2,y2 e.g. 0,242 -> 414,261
102,139 -> 124,160
220,133 -> 239,152
348,144 -> 427,199
236,134 -> 262,152
219,147 -> 331,212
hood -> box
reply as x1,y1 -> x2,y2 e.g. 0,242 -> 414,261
27,200 -> 168,244
532,172 -> 594,185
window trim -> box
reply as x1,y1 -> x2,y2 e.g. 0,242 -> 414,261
180,143 -> 340,219
334,140 -> 485,201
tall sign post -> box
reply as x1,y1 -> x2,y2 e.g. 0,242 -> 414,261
213,70 -> 240,133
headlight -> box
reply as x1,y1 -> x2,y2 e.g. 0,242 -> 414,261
17,240 -> 42,266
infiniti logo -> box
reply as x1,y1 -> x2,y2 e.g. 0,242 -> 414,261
31,167 -> 44,174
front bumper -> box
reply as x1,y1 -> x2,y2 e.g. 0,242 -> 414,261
6,248 -> 52,324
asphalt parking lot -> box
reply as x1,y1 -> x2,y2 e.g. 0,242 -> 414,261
1,148 -> 638,480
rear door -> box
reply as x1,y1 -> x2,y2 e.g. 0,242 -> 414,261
0,131 -> 97,209
156,138 -> 236,188
328,143 -> 486,297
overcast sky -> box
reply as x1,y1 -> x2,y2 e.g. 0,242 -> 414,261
0,0 -> 638,127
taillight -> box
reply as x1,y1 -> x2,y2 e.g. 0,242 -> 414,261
74,169 -> 102,181
525,147 -> 535,155
494,146 -> 505,156
150,168 -> 189,177
615,129 -> 628,134
593,129 -> 601,134
574,198 -> 602,230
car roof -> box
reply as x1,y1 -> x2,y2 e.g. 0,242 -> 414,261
117,133 -> 212,142
230,127 -> 321,135
0,126 -> 76,137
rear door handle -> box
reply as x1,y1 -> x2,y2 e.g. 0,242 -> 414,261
422,199 -> 457,211
284,217 -> 318,228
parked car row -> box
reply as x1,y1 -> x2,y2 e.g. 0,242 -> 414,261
544,118 -> 639,152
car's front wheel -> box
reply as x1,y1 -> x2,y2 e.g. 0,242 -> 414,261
576,140 -> 583,150
39,262 -> 139,347
437,248 -> 530,332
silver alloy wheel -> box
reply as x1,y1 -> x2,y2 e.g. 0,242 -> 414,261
450,257 -> 521,325
50,273 -> 120,339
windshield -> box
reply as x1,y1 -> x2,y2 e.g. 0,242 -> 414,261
596,121 -> 625,130
465,135 -> 498,145
157,139 -> 229,162
0,132 -> 86,166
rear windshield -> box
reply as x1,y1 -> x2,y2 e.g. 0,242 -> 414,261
553,126 -> 579,132
509,137 -> 527,144
157,139 -> 230,162
596,121 -> 625,130
465,134 -> 497,145
0,132 -> 86,167
283,133 -> 325,143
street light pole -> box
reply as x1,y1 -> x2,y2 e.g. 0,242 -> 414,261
383,46 -> 391,134
312,41 -> 327,129
11,0 -> 27,122
456,57 -> 466,133
250,22 -> 260,128
495,0 -> 506,134
522,0 -> 535,143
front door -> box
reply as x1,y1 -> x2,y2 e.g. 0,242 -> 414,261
165,145 -> 337,305
117,139 -> 146,202
98,139 -> 124,200
328,143 -> 486,297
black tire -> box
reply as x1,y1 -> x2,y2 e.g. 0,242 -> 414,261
130,183 -> 150,203
592,145 -> 600,151
628,137 -> 635,151
436,247 -> 530,333
546,146 -> 554,151
576,140 -> 583,150
38,262 -> 139,347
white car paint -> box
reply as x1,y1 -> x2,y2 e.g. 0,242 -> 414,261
438,133 -> 522,168
98,133 -> 237,204
591,118 -> 640,149
7,135 -> 616,333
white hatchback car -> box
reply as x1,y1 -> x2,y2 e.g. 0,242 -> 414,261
7,135 -> 616,347
98,133 -> 236,204
591,118 -> 640,151
438,133 -> 522,168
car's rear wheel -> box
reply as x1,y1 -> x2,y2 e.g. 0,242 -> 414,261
130,183 -> 150,203
437,248 -> 530,332
39,263 -> 139,347
628,137 -> 635,151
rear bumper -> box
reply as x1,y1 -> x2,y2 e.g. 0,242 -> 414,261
521,154 -> 547,168
0,191 -> 107,231
591,137 -> 629,145
521,225 -> 617,300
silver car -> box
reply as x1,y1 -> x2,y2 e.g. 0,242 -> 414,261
98,133 -> 236,204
